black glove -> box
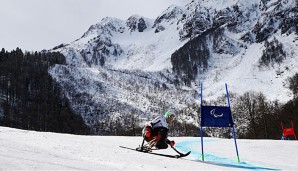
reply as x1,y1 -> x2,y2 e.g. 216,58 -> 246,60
168,140 -> 175,147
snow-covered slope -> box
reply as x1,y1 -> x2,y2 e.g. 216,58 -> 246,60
49,0 -> 298,130
1,126 -> 298,170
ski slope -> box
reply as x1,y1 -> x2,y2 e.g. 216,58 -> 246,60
0,126 -> 297,170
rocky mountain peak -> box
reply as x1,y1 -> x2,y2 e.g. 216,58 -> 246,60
126,15 -> 151,32
81,17 -> 125,39
152,5 -> 184,29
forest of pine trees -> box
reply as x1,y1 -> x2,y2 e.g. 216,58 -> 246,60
0,48 -> 90,134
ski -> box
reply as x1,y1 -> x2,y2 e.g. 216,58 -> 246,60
119,146 -> 190,158
171,146 -> 191,157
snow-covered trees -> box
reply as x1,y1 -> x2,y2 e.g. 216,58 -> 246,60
0,48 -> 90,134
287,73 -> 298,98
259,37 -> 286,66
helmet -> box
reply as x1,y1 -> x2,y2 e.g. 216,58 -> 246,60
164,111 -> 175,119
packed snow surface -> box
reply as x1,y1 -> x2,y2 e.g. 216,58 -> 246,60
0,127 -> 297,170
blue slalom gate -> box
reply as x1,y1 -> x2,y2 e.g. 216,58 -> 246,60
199,82 -> 240,162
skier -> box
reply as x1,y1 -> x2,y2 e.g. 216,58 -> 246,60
281,135 -> 290,140
143,111 -> 175,149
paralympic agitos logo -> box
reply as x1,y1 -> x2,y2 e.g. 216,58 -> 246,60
210,109 -> 223,118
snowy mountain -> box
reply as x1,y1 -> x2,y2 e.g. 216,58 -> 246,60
50,0 -> 298,132
1,126 -> 298,170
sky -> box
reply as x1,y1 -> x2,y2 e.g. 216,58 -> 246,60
1,126 -> 298,170
0,0 -> 191,52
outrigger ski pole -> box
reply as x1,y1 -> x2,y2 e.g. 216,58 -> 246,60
140,138 -> 146,151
